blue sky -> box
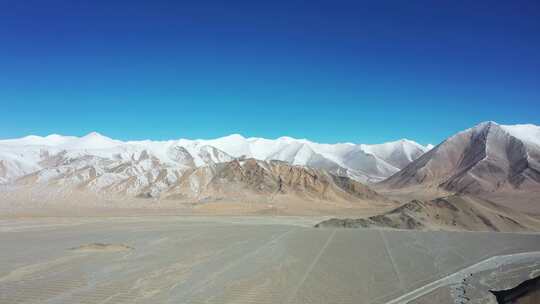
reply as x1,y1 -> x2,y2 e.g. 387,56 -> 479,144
1,0 -> 539,145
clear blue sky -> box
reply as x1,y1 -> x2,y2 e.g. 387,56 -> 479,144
1,0 -> 539,145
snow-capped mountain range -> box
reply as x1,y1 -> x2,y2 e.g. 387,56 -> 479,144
1,122 -> 539,208
0,133 -> 431,186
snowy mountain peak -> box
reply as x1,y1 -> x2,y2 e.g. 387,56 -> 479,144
83,131 -> 106,138
219,133 -> 246,141
64,132 -> 121,150
477,120 -> 499,127
44,134 -> 68,141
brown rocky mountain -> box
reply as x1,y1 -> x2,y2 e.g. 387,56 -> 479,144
163,158 -> 392,204
379,122 -> 540,213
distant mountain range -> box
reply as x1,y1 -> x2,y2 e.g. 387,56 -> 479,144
1,122 -> 539,218
0,131 -> 430,186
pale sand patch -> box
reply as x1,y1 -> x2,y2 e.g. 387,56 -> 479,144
69,243 -> 133,253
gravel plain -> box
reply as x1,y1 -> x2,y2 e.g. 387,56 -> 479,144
1,216 -> 539,304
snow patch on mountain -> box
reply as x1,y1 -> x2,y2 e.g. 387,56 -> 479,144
500,124 -> 540,147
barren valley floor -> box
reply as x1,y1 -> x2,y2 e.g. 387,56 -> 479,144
1,216 -> 539,304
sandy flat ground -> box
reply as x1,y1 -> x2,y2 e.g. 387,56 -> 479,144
1,216 -> 539,304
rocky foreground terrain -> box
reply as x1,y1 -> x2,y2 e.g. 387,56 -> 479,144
315,195 -> 540,232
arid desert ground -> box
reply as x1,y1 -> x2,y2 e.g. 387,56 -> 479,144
1,216 -> 539,304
